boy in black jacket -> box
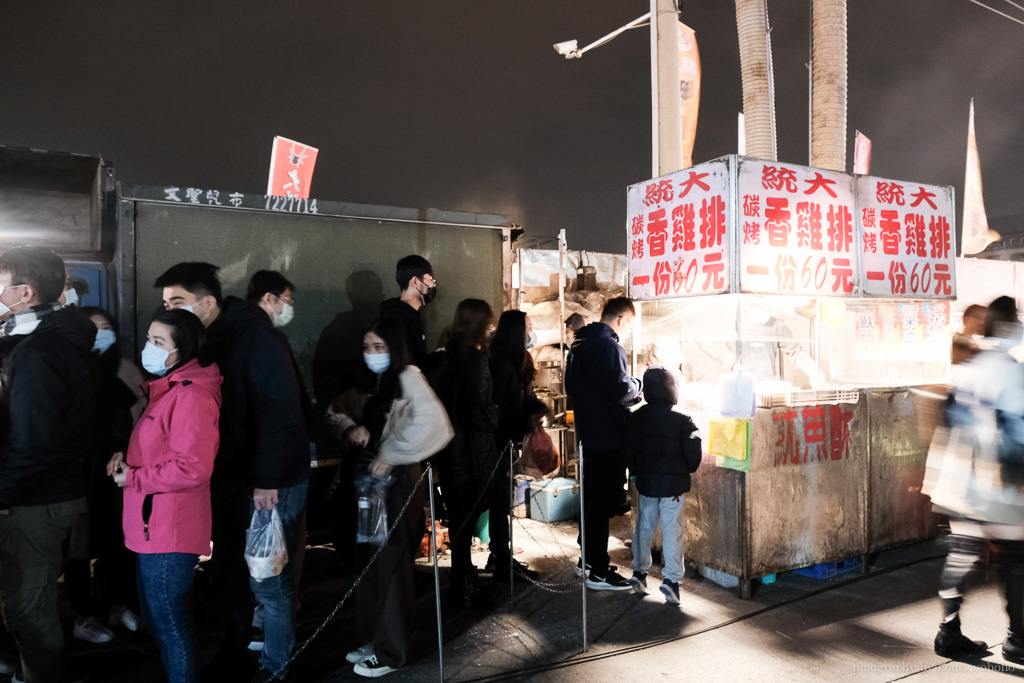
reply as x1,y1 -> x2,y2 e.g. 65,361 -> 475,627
627,365 -> 702,604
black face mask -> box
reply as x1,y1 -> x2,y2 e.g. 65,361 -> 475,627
420,282 -> 437,306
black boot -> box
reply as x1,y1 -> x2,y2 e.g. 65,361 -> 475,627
934,618 -> 989,658
1004,632 -> 1024,664
447,569 -> 500,609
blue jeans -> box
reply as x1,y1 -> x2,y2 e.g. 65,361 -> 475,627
630,493 -> 686,583
136,553 -> 199,683
250,480 -> 308,676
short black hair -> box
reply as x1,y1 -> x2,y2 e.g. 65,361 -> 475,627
151,308 -> 211,372
395,255 -> 432,290
246,270 -> 294,301
985,296 -> 1018,338
0,246 -> 66,305
601,297 -> 636,323
154,262 -> 222,303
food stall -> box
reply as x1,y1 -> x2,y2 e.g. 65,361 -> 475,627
515,240 -> 629,476
627,155 -> 957,597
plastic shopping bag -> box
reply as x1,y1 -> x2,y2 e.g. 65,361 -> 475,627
245,508 -> 289,582
355,470 -> 393,545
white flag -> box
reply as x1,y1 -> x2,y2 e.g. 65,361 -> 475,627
961,100 -> 999,256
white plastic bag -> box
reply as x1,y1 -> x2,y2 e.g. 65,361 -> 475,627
245,508 -> 289,582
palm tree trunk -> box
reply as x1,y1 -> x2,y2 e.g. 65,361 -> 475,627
735,0 -> 776,160
810,0 -> 847,171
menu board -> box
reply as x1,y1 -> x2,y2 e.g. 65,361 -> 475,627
738,159 -> 858,296
626,157 -> 957,302
854,301 -> 951,362
626,159 -> 731,299
857,176 -> 956,299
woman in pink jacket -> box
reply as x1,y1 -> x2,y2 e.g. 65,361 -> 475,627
108,309 -> 222,683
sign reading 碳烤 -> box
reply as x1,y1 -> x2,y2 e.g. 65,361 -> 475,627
626,156 -> 956,301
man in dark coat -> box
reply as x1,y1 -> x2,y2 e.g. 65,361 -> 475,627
380,255 -> 435,369
626,365 -> 702,603
565,297 -> 642,590
156,262 -> 309,682
0,246 -> 95,683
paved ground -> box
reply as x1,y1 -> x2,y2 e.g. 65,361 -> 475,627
57,511 -> 1022,682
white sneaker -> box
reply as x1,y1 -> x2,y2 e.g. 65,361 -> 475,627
354,654 -> 397,678
73,616 -> 115,644
345,642 -> 374,663
108,605 -> 141,632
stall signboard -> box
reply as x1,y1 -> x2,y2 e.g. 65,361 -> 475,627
737,159 -> 858,297
854,300 -> 950,363
857,176 -> 956,299
626,159 -> 731,299
627,157 -> 956,301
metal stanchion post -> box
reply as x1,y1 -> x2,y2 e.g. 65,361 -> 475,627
508,441 -> 515,611
428,465 -> 444,682
579,441 -> 588,652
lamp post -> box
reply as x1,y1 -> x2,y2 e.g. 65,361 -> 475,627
554,0 -> 684,178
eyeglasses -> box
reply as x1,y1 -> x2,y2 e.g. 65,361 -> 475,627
421,276 -> 437,287
277,294 -> 294,305
0,284 -> 26,296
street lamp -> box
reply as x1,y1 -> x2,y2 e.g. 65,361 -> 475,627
553,2 -> 684,177
551,13 -> 650,60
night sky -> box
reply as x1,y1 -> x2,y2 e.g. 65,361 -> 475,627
2,1 -> 1022,254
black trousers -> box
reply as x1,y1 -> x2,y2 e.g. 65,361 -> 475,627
939,532 -> 1024,635
576,450 -> 625,574
487,451 -> 512,562
357,463 -> 425,669
210,476 -> 256,656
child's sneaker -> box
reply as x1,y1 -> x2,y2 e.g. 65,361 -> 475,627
660,579 -> 681,604
628,571 -> 649,595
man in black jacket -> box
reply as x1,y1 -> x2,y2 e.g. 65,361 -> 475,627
156,262 -> 309,682
565,297 -> 642,591
380,255 -> 435,368
0,246 -> 95,683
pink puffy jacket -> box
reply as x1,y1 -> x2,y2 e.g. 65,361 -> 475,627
122,359 -> 223,555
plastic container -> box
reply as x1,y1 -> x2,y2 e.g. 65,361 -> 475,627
528,477 -> 580,523
792,556 -> 859,579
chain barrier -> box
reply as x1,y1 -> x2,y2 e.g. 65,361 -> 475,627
269,465 -> 432,681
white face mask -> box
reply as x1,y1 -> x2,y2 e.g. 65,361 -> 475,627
526,330 -> 538,350
364,352 -> 391,374
273,302 -> 294,328
141,342 -> 177,376
181,297 -> 209,322
62,287 -> 79,308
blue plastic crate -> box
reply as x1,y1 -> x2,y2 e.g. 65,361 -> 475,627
792,556 -> 859,579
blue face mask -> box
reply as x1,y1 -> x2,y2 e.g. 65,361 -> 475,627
364,352 -> 391,374
141,342 -> 177,376
93,329 -> 116,354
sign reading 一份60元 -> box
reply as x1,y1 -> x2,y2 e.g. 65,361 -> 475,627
626,159 -> 731,299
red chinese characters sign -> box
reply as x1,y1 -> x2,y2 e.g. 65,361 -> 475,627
738,160 -> 858,296
626,159 -> 731,299
267,136 -> 319,198
772,403 -> 856,468
857,177 -> 955,299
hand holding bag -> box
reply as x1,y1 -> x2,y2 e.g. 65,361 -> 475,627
245,508 -> 289,582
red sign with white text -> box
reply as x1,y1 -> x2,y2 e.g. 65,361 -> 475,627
857,176 -> 955,299
737,159 -> 859,296
626,159 -> 731,299
267,136 -> 319,198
